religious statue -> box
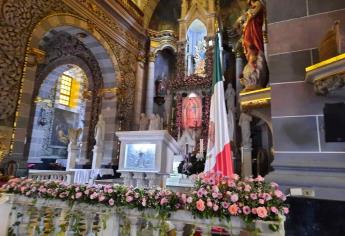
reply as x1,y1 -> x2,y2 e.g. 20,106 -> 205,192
95,114 -> 105,147
242,0 -> 265,56
164,90 -> 173,125
240,45 -> 268,91
139,113 -> 149,130
178,128 -> 196,154
148,114 -> 163,130
67,128 -> 82,146
239,113 -> 252,147
194,40 -> 206,76
225,84 -> 236,141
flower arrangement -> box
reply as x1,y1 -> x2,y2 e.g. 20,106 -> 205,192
1,173 -> 288,232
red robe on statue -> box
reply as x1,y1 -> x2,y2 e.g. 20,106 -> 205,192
242,0 -> 265,54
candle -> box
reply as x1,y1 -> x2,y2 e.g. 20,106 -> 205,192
200,139 -> 204,153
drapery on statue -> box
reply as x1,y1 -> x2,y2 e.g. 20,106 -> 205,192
239,0 -> 268,91
95,114 -> 105,147
67,128 -> 82,146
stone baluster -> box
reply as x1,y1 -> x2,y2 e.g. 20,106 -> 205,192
145,173 -> 158,187
173,221 -> 185,236
122,172 -> 134,186
128,216 -> 139,236
145,52 -> 156,115
133,172 -> 146,188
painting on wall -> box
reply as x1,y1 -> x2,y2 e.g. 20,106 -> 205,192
50,108 -> 77,147
124,143 -> 156,171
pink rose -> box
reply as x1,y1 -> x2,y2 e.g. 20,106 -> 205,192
126,196 -> 133,202
250,193 -> 257,200
142,198 -> 147,207
231,194 -> 239,202
274,190 -> 283,198
181,194 -> 187,204
283,207 -> 289,214
259,199 -> 265,204
75,192 -> 83,199
271,206 -> 278,214
255,175 -> 264,182
243,206 -> 251,215
212,192 -> 218,198
252,208 -> 257,214
257,207 -> 268,218
232,174 -> 240,181
196,199 -> 205,212
244,185 -> 251,192
109,198 -> 114,206
107,188 -> 113,194
187,196 -> 193,203
207,200 -> 213,208
160,197 -> 168,205
213,204 -> 219,211
228,204 -> 239,215
99,195 -> 106,202
90,192 -> 98,200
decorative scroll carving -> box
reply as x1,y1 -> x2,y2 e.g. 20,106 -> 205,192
314,73 -> 345,96
0,0 -> 72,121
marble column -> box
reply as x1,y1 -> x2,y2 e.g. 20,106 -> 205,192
235,51 -> 244,95
134,51 -> 146,129
145,53 -> 156,115
239,113 -> 252,177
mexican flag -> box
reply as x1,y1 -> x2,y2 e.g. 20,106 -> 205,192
204,34 -> 234,177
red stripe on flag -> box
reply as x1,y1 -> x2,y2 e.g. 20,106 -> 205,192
212,143 -> 233,177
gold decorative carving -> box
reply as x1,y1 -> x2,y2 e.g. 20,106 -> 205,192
27,48 -> 46,67
148,52 -> 157,62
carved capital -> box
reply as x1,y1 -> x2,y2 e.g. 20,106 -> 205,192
27,48 -> 46,67
148,52 -> 156,62
137,50 -> 146,63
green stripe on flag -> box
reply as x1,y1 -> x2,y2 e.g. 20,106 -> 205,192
213,34 -> 223,90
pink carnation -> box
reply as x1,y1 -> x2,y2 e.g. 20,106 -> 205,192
109,198 -> 115,206
243,206 -> 251,215
228,204 -> 239,215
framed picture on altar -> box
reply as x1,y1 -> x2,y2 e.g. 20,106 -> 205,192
123,143 -> 156,171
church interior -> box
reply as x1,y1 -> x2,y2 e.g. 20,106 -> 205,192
0,0 -> 345,235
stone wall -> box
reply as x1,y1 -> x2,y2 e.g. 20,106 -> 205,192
266,0 -> 345,201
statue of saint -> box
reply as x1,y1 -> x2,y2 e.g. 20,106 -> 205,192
225,84 -> 236,141
242,0 -> 265,56
178,128 -> 196,154
68,128 -> 82,146
164,90 -> 173,125
239,113 -> 252,147
95,114 -> 105,147
139,113 -> 149,130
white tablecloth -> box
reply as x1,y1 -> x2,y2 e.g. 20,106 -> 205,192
71,169 -> 115,184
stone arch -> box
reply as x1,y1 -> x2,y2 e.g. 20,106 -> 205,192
11,14 -> 120,168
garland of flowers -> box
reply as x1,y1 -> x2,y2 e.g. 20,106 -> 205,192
1,173 -> 289,232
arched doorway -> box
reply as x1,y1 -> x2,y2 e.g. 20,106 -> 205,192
28,64 -> 88,169
9,15 -> 120,173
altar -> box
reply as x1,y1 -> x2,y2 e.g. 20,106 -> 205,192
116,130 -> 181,187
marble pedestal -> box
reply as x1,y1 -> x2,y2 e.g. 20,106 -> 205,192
92,145 -> 104,169
66,144 -> 79,170
116,130 -> 181,188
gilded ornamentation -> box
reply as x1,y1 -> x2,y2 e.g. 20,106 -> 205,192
0,0 -> 72,121
314,73 -> 345,96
